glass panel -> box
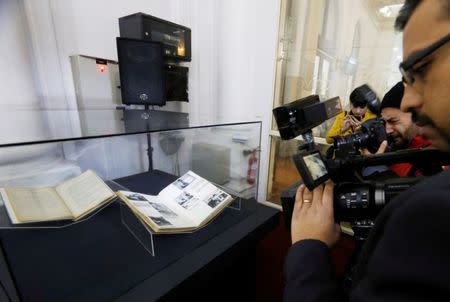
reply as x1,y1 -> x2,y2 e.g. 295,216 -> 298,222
0,122 -> 261,228
267,137 -> 301,205
0,108 -> 260,147
319,59 -> 330,96
312,55 -> 320,94
268,0 -> 404,204
272,0 -> 403,132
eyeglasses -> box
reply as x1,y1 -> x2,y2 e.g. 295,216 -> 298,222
399,33 -> 450,85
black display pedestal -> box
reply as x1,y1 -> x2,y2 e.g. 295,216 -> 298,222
0,170 -> 279,301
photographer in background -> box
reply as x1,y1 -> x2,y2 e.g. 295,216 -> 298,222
380,81 -> 432,176
326,85 -> 377,144
284,1 -> 450,301
363,81 -> 432,177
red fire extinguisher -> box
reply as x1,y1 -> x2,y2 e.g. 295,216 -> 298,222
247,150 -> 258,184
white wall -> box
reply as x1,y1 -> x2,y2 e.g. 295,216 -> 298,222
0,0 -> 50,145
0,1 -> 39,108
214,0 -> 280,201
0,0 -> 70,185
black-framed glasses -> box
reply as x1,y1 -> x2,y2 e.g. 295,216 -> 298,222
399,33 -> 450,85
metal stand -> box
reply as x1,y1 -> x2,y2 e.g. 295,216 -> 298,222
144,105 -> 154,171
119,105 -> 154,172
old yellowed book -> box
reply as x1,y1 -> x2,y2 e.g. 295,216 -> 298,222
117,170 -> 234,234
0,170 -> 116,224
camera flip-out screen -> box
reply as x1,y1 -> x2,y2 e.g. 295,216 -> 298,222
294,150 -> 330,190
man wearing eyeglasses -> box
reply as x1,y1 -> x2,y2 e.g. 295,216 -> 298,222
284,1 -> 450,301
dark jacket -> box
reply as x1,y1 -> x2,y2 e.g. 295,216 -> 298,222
284,168 -> 450,301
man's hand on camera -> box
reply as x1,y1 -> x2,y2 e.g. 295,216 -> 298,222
291,181 -> 341,248
361,140 -> 388,156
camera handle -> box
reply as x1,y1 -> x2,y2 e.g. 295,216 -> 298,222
331,148 -> 450,176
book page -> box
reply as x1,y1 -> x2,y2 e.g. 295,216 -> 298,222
158,171 -> 233,226
56,170 -> 115,219
1,187 -> 73,223
118,191 -> 196,230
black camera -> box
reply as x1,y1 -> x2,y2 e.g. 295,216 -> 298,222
273,95 -> 342,140
350,111 -> 363,121
273,91 -> 448,239
333,118 -> 387,157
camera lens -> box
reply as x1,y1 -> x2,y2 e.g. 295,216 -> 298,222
333,118 -> 386,155
334,132 -> 370,150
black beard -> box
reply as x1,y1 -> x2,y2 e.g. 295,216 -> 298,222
387,135 -> 408,151
411,110 -> 435,128
410,110 -> 450,150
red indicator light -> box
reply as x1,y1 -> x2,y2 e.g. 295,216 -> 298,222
96,64 -> 107,73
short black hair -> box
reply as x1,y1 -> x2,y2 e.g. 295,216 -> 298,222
350,84 -> 372,107
395,0 -> 450,31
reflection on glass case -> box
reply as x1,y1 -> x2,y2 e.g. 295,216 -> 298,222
0,110 -> 266,301
0,114 -> 261,234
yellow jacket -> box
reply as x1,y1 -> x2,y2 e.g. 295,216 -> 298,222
325,111 -> 377,144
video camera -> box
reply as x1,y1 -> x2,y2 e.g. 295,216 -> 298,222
273,90 -> 448,239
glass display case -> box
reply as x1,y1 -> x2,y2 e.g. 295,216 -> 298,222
0,108 -> 261,231
0,109 -> 267,301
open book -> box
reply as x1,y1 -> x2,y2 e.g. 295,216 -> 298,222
0,170 -> 116,224
117,171 -> 234,233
